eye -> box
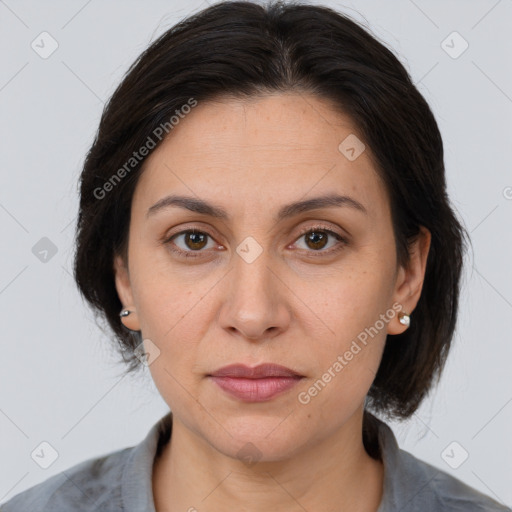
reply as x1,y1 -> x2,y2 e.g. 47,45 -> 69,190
163,225 -> 348,259
164,229 -> 218,258
292,226 -> 348,256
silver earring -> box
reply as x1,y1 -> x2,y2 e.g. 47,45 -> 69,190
398,311 -> 410,327
120,309 -> 131,317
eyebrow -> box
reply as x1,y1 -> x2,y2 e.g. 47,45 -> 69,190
146,193 -> 368,222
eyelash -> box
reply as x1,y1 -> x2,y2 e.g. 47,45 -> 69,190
162,225 -> 348,259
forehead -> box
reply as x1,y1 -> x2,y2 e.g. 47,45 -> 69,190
133,93 -> 389,220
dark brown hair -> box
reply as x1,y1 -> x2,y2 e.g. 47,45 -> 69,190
73,0 -> 468,420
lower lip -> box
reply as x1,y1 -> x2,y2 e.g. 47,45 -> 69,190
209,376 -> 302,402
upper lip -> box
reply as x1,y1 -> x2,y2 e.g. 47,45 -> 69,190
209,363 -> 303,379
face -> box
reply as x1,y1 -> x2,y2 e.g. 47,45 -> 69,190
114,92 -> 428,462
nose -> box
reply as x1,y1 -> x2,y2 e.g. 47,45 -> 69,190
218,246 -> 291,342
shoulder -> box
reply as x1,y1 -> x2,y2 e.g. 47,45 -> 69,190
0,412 -> 172,512
397,449 -> 511,512
0,446 -> 132,512
371,414 -> 511,512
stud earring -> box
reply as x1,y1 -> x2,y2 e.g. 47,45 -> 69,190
119,308 -> 140,331
398,311 -> 410,328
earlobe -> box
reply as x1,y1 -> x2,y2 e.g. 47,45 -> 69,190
113,254 -> 141,332
119,307 -> 141,332
387,303 -> 410,335
388,226 -> 431,335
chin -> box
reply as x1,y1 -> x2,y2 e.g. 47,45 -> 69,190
204,414 -> 308,463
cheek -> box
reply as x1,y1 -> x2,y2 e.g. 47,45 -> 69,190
131,248 -> 211,337
301,261 -> 394,338
297,286 -> 389,421
140,300 -> 206,415
296,261 -> 393,391
131,271 -> 208,387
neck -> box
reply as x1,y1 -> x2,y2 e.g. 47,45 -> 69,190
152,408 -> 384,512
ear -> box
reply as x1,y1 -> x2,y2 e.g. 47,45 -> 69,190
387,226 -> 431,335
113,253 -> 134,305
113,253 -> 140,331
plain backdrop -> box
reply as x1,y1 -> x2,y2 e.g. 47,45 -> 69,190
1,0 -> 511,507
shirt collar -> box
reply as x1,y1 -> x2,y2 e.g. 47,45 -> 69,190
119,410 -> 408,512
121,411 -> 173,512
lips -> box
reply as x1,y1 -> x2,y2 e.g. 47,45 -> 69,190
208,364 -> 304,402
209,363 -> 303,379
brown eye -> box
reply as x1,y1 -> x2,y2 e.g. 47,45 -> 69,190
183,231 -> 209,250
304,231 -> 329,250
165,229 -> 216,257
293,226 -> 348,256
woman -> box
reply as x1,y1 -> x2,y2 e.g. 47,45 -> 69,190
2,1 -> 509,511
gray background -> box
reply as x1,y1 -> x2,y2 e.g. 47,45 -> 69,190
1,0 -> 511,507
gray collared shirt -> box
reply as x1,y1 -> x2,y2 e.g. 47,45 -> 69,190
1,412 -> 509,511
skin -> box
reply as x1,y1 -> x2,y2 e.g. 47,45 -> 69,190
113,92 -> 431,512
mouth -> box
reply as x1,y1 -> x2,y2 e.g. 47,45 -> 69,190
207,363 -> 304,402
